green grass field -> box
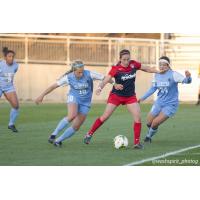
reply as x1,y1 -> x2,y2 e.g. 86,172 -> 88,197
0,102 -> 199,166
142,147 -> 200,166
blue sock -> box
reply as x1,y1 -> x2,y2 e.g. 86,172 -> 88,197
52,117 -> 69,136
9,108 -> 19,126
146,127 -> 158,138
56,127 -> 76,143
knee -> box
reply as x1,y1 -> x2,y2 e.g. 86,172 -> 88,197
132,110 -> 141,123
13,105 -> 19,110
134,115 -> 141,123
67,115 -> 76,122
151,120 -> 159,129
135,118 -> 141,123
72,125 -> 80,131
147,123 -> 151,128
100,115 -> 109,122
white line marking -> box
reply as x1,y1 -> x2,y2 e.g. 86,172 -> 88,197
124,144 -> 200,166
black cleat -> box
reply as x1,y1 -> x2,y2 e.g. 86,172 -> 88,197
8,125 -> 18,133
84,133 -> 92,144
48,135 -> 56,144
133,143 -> 144,150
144,136 -> 152,143
54,141 -> 62,147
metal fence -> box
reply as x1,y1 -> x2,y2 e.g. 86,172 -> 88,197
164,40 -> 200,64
1,34 -> 200,66
0,34 -> 199,102
0,34 -> 159,66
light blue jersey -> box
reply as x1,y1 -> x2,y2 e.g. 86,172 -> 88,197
57,70 -> 104,114
141,69 -> 192,117
0,60 -> 19,96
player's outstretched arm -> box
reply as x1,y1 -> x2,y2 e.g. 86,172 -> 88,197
96,75 -> 123,95
173,70 -> 192,84
96,75 -> 112,95
35,83 -> 59,104
138,86 -> 157,103
106,78 -> 123,90
140,65 -> 166,73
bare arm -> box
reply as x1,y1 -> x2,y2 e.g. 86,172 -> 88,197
35,83 -> 59,104
96,75 -> 113,95
140,65 -> 168,74
90,71 -> 117,92
98,75 -> 113,89
96,75 -> 124,95
140,65 -> 160,73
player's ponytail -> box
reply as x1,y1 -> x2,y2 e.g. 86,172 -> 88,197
2,47 -> 15,57
60,68 -> 73,78
59,60 -> 85,78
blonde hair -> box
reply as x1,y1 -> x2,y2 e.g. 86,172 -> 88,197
60,60 -> 84,78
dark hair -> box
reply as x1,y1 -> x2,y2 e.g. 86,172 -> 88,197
159,56 -> 170,64
2,47 -> 15,57
115,49 -> 131,65
119,49 -> 130,58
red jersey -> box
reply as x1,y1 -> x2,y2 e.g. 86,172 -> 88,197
108,60 -> 141,97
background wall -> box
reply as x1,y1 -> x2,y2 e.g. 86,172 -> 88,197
3,64 -> 154,103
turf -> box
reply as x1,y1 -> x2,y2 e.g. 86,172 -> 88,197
0,102 -> 199,166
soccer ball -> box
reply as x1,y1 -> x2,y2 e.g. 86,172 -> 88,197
113,135 -> 128,149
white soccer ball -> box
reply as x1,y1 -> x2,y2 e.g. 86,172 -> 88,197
113,135 -> 128,149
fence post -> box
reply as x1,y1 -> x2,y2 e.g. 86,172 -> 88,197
67,37 -> 70,67
25,37 -> 28,64
156,40 -> 160,66
160,33 -> 165,56
108,39 -> 112,67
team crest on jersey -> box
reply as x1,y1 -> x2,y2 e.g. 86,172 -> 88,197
130,64 -> 135,68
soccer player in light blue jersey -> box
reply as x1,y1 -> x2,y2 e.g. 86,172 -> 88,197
138,56 -> 192,143
35,60 -> 107,147
0,47 -> 20,132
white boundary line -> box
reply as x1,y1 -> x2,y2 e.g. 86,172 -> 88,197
124,144 -> 200,166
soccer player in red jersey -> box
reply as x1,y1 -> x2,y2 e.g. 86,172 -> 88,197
84,49 -> 162,149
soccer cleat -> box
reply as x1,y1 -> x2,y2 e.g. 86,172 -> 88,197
8,125 -> 18,133
84,133 -> 92,144
53,141 -> 62,147
133,143 -> 144,149
48,135 -> 56,144
144,136 -> 152,143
